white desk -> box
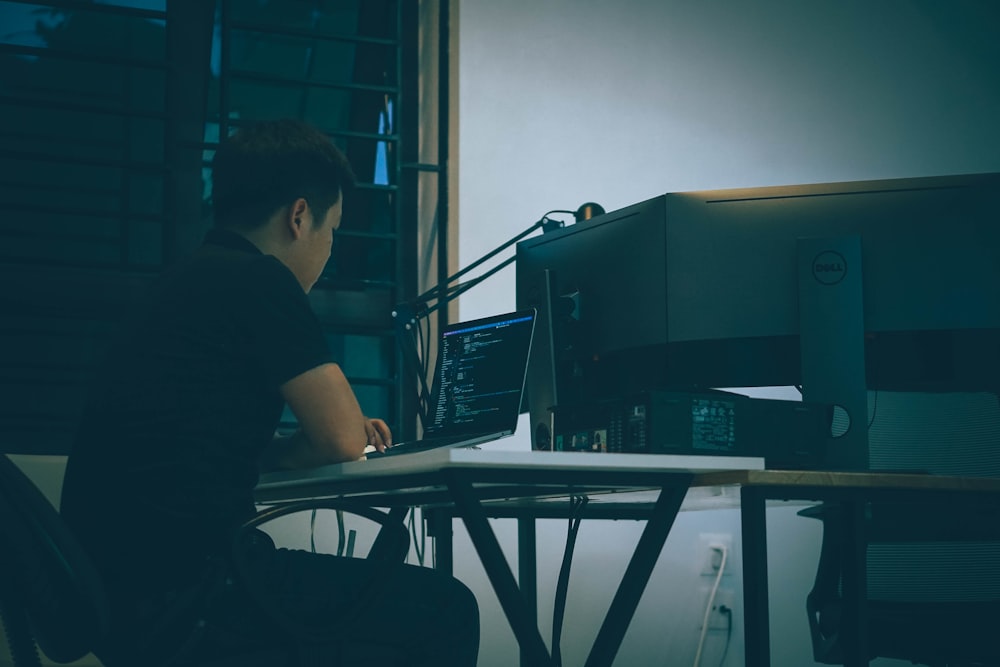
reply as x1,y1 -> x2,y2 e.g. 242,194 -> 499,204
257,454 -> 1000,667
256,448 -> 763,667
258,447 -> 764,497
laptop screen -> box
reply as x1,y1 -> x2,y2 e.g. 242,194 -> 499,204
425,310 -> 536,438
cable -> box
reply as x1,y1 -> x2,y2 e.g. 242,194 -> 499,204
867,389 -> 879,429
421,314 -> 431,379
693,543 -> 728,667
335,509 -> 345,556
310,507 -> 318,553
552,495 -> 589,667
414,319 -> 430,424
409,507 -> 426,566
413,319 -> 424,421
393,306 -> 433,430
717,605 -> 733,667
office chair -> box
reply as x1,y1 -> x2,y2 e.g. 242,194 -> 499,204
0,453 -> 410,667
802,391 -> 1000,667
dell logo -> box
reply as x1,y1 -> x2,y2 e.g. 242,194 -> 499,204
815,262 -> 843,272
812,251 -> 847,285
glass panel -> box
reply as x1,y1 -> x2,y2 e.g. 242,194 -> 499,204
0,2 -> 170,272
225,29 -> 368,84
343,187 -> 395,234
126,220 -> 164,266
352,384 -> 391,424
226,79 -> 314,123
328,334 -> 393,378
127,173 -> 166,217
326,234 -> 395,285
1,57 -> 165,114
0,212 -> 122,265
0,104 -> 166,166
298,87 -> 356,137
226,1 -> 357,35
1,159 -> 119,210
0,3 -> 166,59
125,118 -> 166,163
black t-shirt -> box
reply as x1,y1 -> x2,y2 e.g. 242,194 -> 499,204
61,229 -> 333,606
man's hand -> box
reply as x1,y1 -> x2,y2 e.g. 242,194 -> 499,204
365,418 -> 393,453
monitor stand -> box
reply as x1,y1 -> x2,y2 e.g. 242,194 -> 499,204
798,235 -> 869,471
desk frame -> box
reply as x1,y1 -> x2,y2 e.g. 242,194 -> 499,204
256,450 -> 762,667
695,470 -> 1000,667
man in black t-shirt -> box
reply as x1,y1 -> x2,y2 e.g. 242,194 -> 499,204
61,119 -> 480,666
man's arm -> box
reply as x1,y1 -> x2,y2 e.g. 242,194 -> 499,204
270,362 -> 370,468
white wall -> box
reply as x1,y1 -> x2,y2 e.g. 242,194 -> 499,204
451,1 -> 1000,665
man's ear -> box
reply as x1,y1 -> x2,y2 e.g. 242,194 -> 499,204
286,198 -> 311,240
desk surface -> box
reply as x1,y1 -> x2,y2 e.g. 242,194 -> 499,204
256,449 -> 1000,509
695,468 -> 1000,492
255,448 -> 765,506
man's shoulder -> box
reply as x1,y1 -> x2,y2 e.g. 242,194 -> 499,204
158,248 -> 299,301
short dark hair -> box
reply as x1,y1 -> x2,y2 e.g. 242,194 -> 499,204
211,118 -> 356,230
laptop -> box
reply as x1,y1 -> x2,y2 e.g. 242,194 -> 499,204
367,309 -> 537,458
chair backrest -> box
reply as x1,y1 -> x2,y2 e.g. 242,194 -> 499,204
0,453 -> 111,664
0,454 -> 409,667
803,390 -> 1000,665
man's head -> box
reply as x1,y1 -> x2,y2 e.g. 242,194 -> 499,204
211,119 -> 356,292
211,118 -> 356,232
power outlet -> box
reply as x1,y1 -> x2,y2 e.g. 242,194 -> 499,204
702,588 -> 736,630
698,532 -> 733,576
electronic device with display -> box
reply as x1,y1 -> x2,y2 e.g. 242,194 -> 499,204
516,172 -> 1000,469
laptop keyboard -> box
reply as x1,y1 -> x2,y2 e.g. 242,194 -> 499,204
364,435 -> 480,459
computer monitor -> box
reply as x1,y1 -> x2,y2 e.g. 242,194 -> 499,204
515,172 -> 1000,468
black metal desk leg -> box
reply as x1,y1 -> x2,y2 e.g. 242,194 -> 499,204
585,483 -> 690,667
840,499 -> 869,667
519,517 -> 538,667
445,474 -> 553,666
741,486 -> 770,667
